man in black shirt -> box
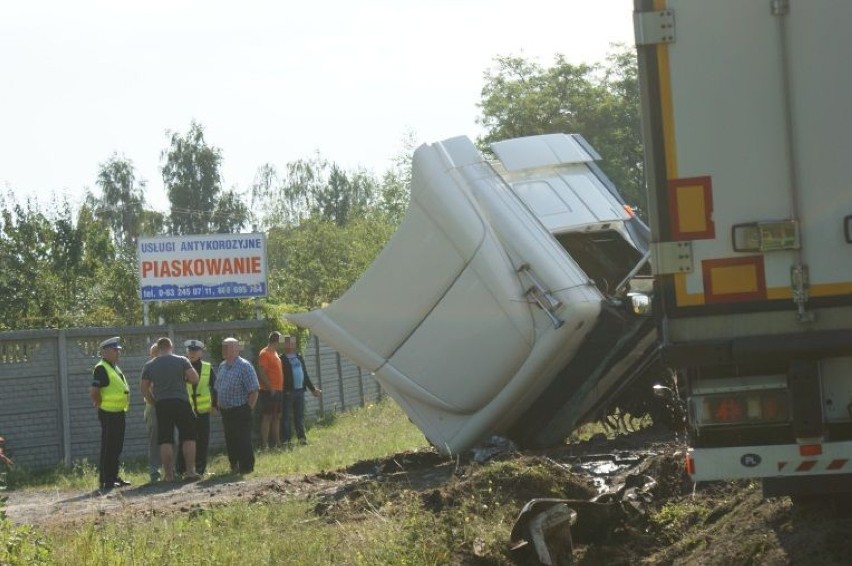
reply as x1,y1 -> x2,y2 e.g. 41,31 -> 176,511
89,336 -> 131,492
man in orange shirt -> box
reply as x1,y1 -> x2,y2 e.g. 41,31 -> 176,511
256,331 -> 284,448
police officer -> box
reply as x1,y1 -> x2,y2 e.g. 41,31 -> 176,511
89,336 -> 131,492
176,339 -> 216,476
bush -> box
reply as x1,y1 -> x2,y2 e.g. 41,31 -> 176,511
0,436 -> 53,564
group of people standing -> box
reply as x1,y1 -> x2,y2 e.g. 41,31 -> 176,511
88,331 -> 321,492
257,331 -> 323,450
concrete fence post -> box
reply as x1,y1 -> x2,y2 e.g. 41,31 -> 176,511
58,329 -> 72,467
336,352 -> 345,411
312,335 -> 324,415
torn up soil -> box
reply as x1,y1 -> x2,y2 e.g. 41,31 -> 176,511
5,426 -> 852,565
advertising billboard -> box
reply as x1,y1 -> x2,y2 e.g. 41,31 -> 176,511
137,233 -> 267,301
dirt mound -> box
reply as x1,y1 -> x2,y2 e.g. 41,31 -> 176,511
422,456 -> 597,514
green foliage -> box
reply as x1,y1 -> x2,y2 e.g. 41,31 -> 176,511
161,121 -> 249,235
376,130 -> 416,225
477,46 -> 646,210
0,115 -> 409,328
90,153 -> 147,250
1,437 -> 52,564
0,195 -> 139,328
258,155 -> 380,229
211,188 -> 250,234
0,518 -> 51,565
650,500 -> 711,538
4,458 -> 99,491
267,215 -> 396,310
150,298 -> 258,325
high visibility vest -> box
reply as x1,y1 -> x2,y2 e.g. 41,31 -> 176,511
96,360 -> 130,412
187,361 -> 212,414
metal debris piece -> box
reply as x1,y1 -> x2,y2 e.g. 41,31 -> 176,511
509,453 -> 662,563
510,499 -> 578,565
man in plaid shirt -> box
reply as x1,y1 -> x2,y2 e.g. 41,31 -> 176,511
214,337 -> 259,474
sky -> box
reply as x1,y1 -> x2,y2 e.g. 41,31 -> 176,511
0,0 -> 635,212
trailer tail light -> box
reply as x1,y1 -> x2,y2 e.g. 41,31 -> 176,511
799,443 -> 822,457
731,220 -> 800,252
694,389 -> 789,426
686,454 -> 695,476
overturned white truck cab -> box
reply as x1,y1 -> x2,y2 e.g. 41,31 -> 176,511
287,134 -> 659,454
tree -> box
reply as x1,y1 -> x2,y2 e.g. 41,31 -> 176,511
316,165 -> 377,226
0,199 -> 53,328
598,47 -> 645,209
161,121 -> 228,235
0,195 -> 138,329
75,203 -> 142,326
477,46 -> 645,209
211,188 -> 251,234
250,163 -> 279,230
266,216 -> 396,310
92,154 -> 147,249
376,130 -> 416,226
266,155 -> 379,229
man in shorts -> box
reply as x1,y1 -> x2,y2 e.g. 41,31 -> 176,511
140,337 -> 200,481
256,331 -> 284,449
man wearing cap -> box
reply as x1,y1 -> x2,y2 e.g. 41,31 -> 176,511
89,336 -> 131,492
176,339 -> 216,476
256,331 -> 284,449
215,337 -> 259,474
141,337 -> 200,482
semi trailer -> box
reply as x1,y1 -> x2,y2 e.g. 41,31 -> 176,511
635,0 -> 852,497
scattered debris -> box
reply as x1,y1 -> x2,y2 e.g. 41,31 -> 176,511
471,435 -> 518,463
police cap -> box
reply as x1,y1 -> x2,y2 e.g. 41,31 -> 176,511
99,337 -> 122,350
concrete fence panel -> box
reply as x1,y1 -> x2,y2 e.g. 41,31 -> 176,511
0,322 -> 380,471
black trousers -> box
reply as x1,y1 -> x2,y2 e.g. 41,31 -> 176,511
97,409 -> 126,486
220,405 -> 254,473
176,412 -> 210,474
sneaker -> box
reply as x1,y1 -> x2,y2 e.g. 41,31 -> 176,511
115,478 -> 132,487
149,471 -> 161,483
184,472 -> 202,482
298,438 -> 308,446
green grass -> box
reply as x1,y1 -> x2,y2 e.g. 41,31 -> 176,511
649,499 -> 712,540
5,400 -> 458,565
2,398 -> 627,565
45,496 -> 458,566
40,454 -> 583,565
7,400 -> 428,491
